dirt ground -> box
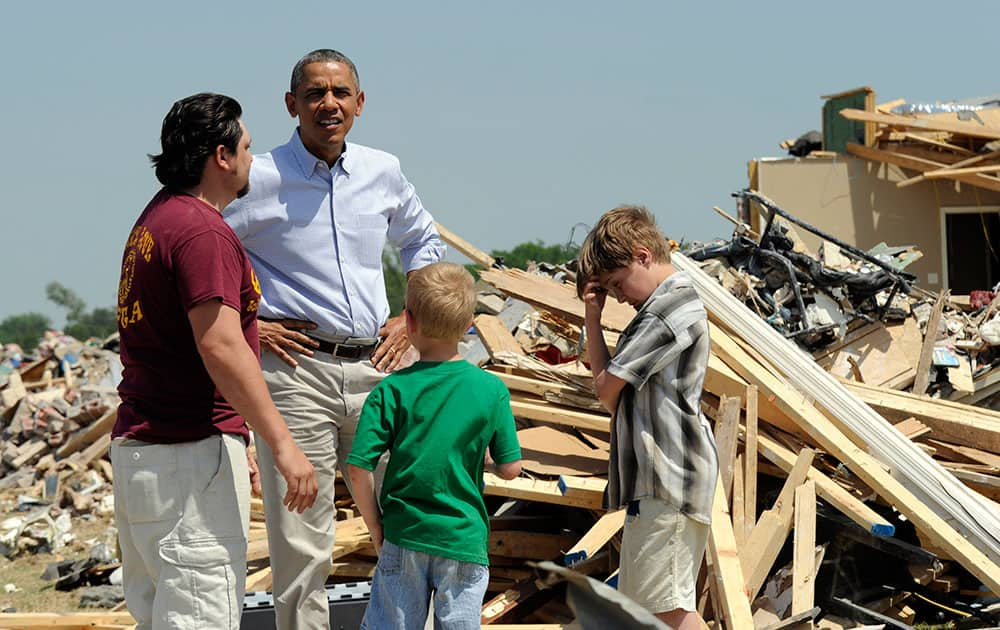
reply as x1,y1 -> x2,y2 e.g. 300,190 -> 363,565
0,507 -> 116,613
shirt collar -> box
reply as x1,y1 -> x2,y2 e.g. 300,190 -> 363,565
287,129 -> 352,177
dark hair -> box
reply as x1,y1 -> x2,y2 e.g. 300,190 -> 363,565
149,93 -> 243,190
289,49 -> 360,93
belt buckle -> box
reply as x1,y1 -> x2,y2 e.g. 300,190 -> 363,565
331,342 -> 347,359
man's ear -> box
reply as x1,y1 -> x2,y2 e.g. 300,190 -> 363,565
213,144 -> 230,171
355,90 -> 365,117
284,92 -> 298,118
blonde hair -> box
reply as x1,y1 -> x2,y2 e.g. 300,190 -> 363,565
406,262 -> 476,342
576,205 -> 670,298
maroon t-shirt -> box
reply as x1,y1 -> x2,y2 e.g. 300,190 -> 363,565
114,189 -> 260,444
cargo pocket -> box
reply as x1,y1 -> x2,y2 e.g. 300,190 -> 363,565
160,537 -> 245,629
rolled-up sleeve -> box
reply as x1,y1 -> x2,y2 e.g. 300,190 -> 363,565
387,165 -> 445,273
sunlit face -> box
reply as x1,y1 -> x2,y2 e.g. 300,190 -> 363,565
285,61 -> 365,164
597,250 -> 660,308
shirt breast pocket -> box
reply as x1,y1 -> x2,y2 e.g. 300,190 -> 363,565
355,213 -> 388,268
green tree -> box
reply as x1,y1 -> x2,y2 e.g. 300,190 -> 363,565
0,312 -> 51,350
490,240 -> 580,270
383,247 -> 407,316
45,282 -> 117,341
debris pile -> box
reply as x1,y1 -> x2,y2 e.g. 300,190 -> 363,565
690,190 -> 1000,407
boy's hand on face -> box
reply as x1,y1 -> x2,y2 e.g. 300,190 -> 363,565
582,277 -> 607,317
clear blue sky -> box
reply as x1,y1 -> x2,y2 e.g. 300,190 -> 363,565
2,1 -> 998,324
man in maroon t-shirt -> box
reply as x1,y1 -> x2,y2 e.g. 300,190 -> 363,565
113,93 -> 318,629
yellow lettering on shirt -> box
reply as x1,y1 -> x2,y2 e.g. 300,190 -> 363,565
118,299 -> 143,329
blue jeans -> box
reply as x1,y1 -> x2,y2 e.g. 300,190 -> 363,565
361,540 -> 489,630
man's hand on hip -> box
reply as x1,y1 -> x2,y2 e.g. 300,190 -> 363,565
373,314 -> 413,373
259,319 -> 319,368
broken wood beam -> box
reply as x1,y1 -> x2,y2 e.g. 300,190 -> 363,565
562,509 -> 625,566
706,476 -> 755,630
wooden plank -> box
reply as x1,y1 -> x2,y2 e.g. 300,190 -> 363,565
913,291 -> 948,395
509,395 -> 610,432
925,440 -> 1000,469
840,108 -> 1000,140
924,163 -> 1000,178
479,268 -> 635,332
845,380 -> 1000,453
741,449 -> 814,600
57,409 -> 117,459
434,221 -> 495,268
563,509 -> 625,565
714,394 -> 742,498
706,476 -> 755,630
745,385 -> 759,541
732,455 -> 747,550
0,612 -> 137,627
489,530 -> 579,559
897,148 -> 1000,188
893,417 -> 931,440
792,480 -> 817,617
483,473 -> 605,510
846,142 -> 1000,193
475,314 -> 526,359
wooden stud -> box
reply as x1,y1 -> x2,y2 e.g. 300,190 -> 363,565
434,221 -> 496,268
563,509 -> 625,565
706,476 -> 754,630
745,384 -> 758,541
484,473 -> 605,510
741,449 -> 814,601
714,395 -> 742,499
732,455 -> 747,550
792,480 -> 817,618
475,314 -> 527,360
913,291 -> 948,395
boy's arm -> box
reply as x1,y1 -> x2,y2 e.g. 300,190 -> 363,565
582,278 -> 628,413
347,464 -> 383,554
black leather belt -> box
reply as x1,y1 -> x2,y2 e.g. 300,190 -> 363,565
308,336 -> 379,360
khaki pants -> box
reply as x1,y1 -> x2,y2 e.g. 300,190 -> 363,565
257,350 -> 383,630
111,433 -> 250,630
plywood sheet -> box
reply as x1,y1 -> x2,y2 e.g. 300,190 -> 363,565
516,426 -> 608,477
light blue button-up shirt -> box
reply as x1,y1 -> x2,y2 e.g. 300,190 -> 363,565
224,131 -> 444,338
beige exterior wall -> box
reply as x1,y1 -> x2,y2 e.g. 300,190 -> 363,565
753,155 -> 1000,290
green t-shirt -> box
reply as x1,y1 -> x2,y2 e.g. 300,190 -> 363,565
346,359 -> 521,565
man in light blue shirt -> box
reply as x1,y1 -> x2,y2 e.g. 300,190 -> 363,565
225,49 -> 443,630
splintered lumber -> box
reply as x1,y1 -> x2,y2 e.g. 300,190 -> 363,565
0,612 -> 137,627
913,291 -> 948,395
897,148 -> 1000,188
482,578 -> 543,625
483,473 -> 605,509
490,530 -> 578,560
706,476 -> 755,630
563,509 -> 625,565
753,429 -> 894,536
508,395 -> 610,432
434,220 -> 496,268
846,142 -> 1000,193
674,252 -> 1000,593
741,449 -> 814,600
744,385 -> 759,540
475,314 -> 527,359
713,395 -> 742,498
792,480 -> 817,617
840,108 -> 1000,140
845,380 -> 1000,454
57,408 -> 118,458
479,268 -> 634,332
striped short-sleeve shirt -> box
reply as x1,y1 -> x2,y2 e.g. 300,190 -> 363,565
606,271 -> 719,524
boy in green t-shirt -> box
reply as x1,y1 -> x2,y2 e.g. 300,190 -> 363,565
347,261 -> 522,629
